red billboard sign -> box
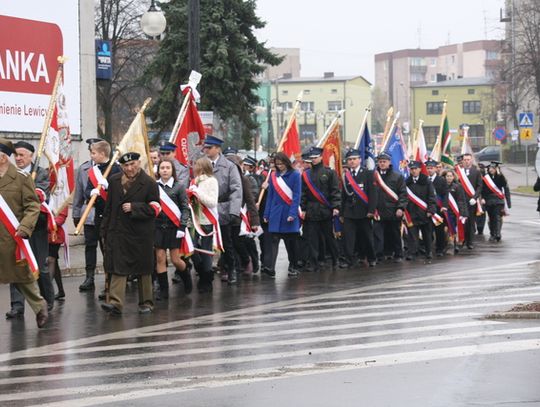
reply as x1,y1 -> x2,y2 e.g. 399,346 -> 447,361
0,15 -> 63,95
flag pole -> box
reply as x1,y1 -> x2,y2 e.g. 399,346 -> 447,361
353,103 -> 372,150
430,99 -> 447,161
169,71 -> 202,144
139,97 -> 155,178
33,56 -> 66,180
75,99 -> 152,235
379,107 -> 394,150
256,91 -> 303,207
316,109 -> 345,148
380,111 -> 401,152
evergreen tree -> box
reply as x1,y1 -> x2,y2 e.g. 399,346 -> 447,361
143,0 -> 282,148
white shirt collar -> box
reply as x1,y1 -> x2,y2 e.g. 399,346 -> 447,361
158,178 -> 174,188
22,164 -> 32,174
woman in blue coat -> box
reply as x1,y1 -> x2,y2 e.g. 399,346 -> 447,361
263,152 -> 302,277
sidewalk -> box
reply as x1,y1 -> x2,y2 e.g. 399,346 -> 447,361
60,221 -> 103,277
504,163 -> 537,196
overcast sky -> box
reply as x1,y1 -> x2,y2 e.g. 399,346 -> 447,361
255,0 -> 507,83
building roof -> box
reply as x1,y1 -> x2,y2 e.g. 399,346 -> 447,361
278,75 -> 372,86
412,77 -> 495,88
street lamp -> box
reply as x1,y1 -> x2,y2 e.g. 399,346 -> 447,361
271,99 -> 283,143
140,0 -> 167,38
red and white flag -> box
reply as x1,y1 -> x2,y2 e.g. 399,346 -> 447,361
173,89 -> 206,165
280,115 -> 301,161
414,124 -> 428,175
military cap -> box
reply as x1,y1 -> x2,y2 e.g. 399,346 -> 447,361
301,152 -> 312,162
85,138 -> 103,146
223,146 -> 238,157
118,152 -> 140,164
456,154 -> 464,162
345,148 -> 361,159
0,138 -> 14,156
307,146 -> 323,158
377,151 -> 392,161
489,160 -> 502,168
159,141 -> 177,152
408,160 -> 421,169
203,135 -> 224,147
243,155 -> 257,166
425,159 -> 438,167
14,141 -> 35,153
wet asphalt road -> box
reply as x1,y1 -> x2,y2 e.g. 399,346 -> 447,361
0,195 -> 539,406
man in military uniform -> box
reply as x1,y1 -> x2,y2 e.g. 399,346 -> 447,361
159,141 -> 190,190
405,160 -> 438,263
202,135 -> 243,284
339,148 -> 377,268
459,153 -> 483,249
73,137 -> 103,292
6,141 -> 55,318
425,159 -> 448,256
373,151 -> 408,262
0,139 -> 48,327
301,146 -> 341,272
100,152 -> 160,315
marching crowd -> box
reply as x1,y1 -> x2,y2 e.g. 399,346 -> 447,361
0,134 -> 512,328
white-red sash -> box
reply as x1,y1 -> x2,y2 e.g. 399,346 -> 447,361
482,175 -> 505,200
35,188 -> 57,232
239,204 -> 252,236
455,166 -> 476,198
271,171 -> 293,205
88,165 -> 108,201
344,170 -> 369,205
374,171 -> 398,202
179,229 -> 195,256
406,187 -> 444,226
446,192 -> 466,242
187,187 -> 224,252
159,187 -> 181,227
0,195 -> 39,275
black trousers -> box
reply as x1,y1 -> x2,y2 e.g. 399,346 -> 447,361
259,223 -> 274,271
434,222 -> 447,254
486,204 -> 504,238
378,219 -> 403,258
231,225 -> 250,269
464,204 -> 477,245
219,223 -> 236,274
408,222 -> 433,258
270,233 -> 299,271
303,218 -> 338,265
343,218 -> 376,263
191,225 -> 214,287
84,219 -> 103,273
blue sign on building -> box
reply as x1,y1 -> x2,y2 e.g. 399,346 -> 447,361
95,39 -> 112,80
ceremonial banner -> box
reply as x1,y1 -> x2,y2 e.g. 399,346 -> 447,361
358,123 -> 375,170
386,126 -> 409,177
116,105 -> 151,173
440,115 -> 454,166
415,124 -> 428,175
174,89 -> 206,165
281,115 -> 301,161
321,123 -> 342,178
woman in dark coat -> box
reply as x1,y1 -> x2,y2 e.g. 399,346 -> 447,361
100,152 -> 160,315
263,152 -> 302,277
442,169 -> 469,254
154,160 -> 190,300
482,162 -> 511,242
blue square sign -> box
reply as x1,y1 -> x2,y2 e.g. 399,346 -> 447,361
519,112 -> 534,128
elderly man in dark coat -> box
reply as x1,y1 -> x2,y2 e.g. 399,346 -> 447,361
100,152 -> 160,315
0,138 -> 48,328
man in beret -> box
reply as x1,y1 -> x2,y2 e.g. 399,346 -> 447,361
0,139 -> 48,327
6,141 -> 55,319
100,152 -> 160,315
72,137 -> 104,292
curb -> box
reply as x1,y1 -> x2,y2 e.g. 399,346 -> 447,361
485,312 -> 540,320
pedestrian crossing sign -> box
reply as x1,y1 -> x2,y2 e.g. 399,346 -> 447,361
519,112 -> 534,128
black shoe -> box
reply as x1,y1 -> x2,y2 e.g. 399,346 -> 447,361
228,271 -> 238,285
288,268 -> 300,277
495,236 -> 501,242
5,309 -> 24,319
138,305 -> 153,314
54,291 -> 65,301
393,257 -> 403,263
466,244 -> 474,250
368,261 -> 376,267
178,270 -> 193,294
339,261 -> 352,269
261,268 -> 276,278
405,255 -> 416,261
101,303 -> 122,315
171,270 -> 182,284
436,251 -> 444,257
425,258 -> 432,264
36,301 -> 49,328
79,277 -> 95,291
98,290 -> 107,301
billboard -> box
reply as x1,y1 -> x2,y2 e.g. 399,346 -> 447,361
0,2 -> 81,134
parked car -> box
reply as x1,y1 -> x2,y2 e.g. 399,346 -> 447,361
474,146 -> 501,163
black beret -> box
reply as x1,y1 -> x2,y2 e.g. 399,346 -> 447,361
14,141 -> 35,153
119,152 -> 141,164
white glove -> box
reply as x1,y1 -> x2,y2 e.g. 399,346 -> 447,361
176,230 -> 185,239
98,179 -> 109,190
469,198 -> 477,206
90,188 -> 100,197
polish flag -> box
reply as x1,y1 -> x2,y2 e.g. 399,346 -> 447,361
174,90 -> 206,165
280,116 -> 301,160
415,124 -> 428,175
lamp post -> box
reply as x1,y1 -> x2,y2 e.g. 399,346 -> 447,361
140,0 -> 167,38
271,99 -> 283,148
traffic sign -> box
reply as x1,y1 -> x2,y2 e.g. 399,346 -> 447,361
493,126 -> 506,141
520,128 -> 533,140
519,112 -> 534,128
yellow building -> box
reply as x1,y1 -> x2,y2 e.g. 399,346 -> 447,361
411,77 -> 498,151
268,73 -> 372,147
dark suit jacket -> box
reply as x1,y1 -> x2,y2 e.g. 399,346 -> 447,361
341,167 -> 377,219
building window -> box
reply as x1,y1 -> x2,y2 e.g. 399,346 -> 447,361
430,74 -> 436,82
410,73 -> 424,82
486,51 -> 499,60
301,101 -> 314,112
427,102 -> 444,115
467,89 -> 475,95
451,55 -> 455,64
282,90 -> 288,96
304,89 -> 311,95
468,125 -> 485,148
422,126 -> 439,146
463,101 -> 481,114
280,102 -> 293,111
331,89 -> 338,94
410,57 -> 424,66
430,58 -> 437,67
432,90 -> 439,96
327,101 -> 342,111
